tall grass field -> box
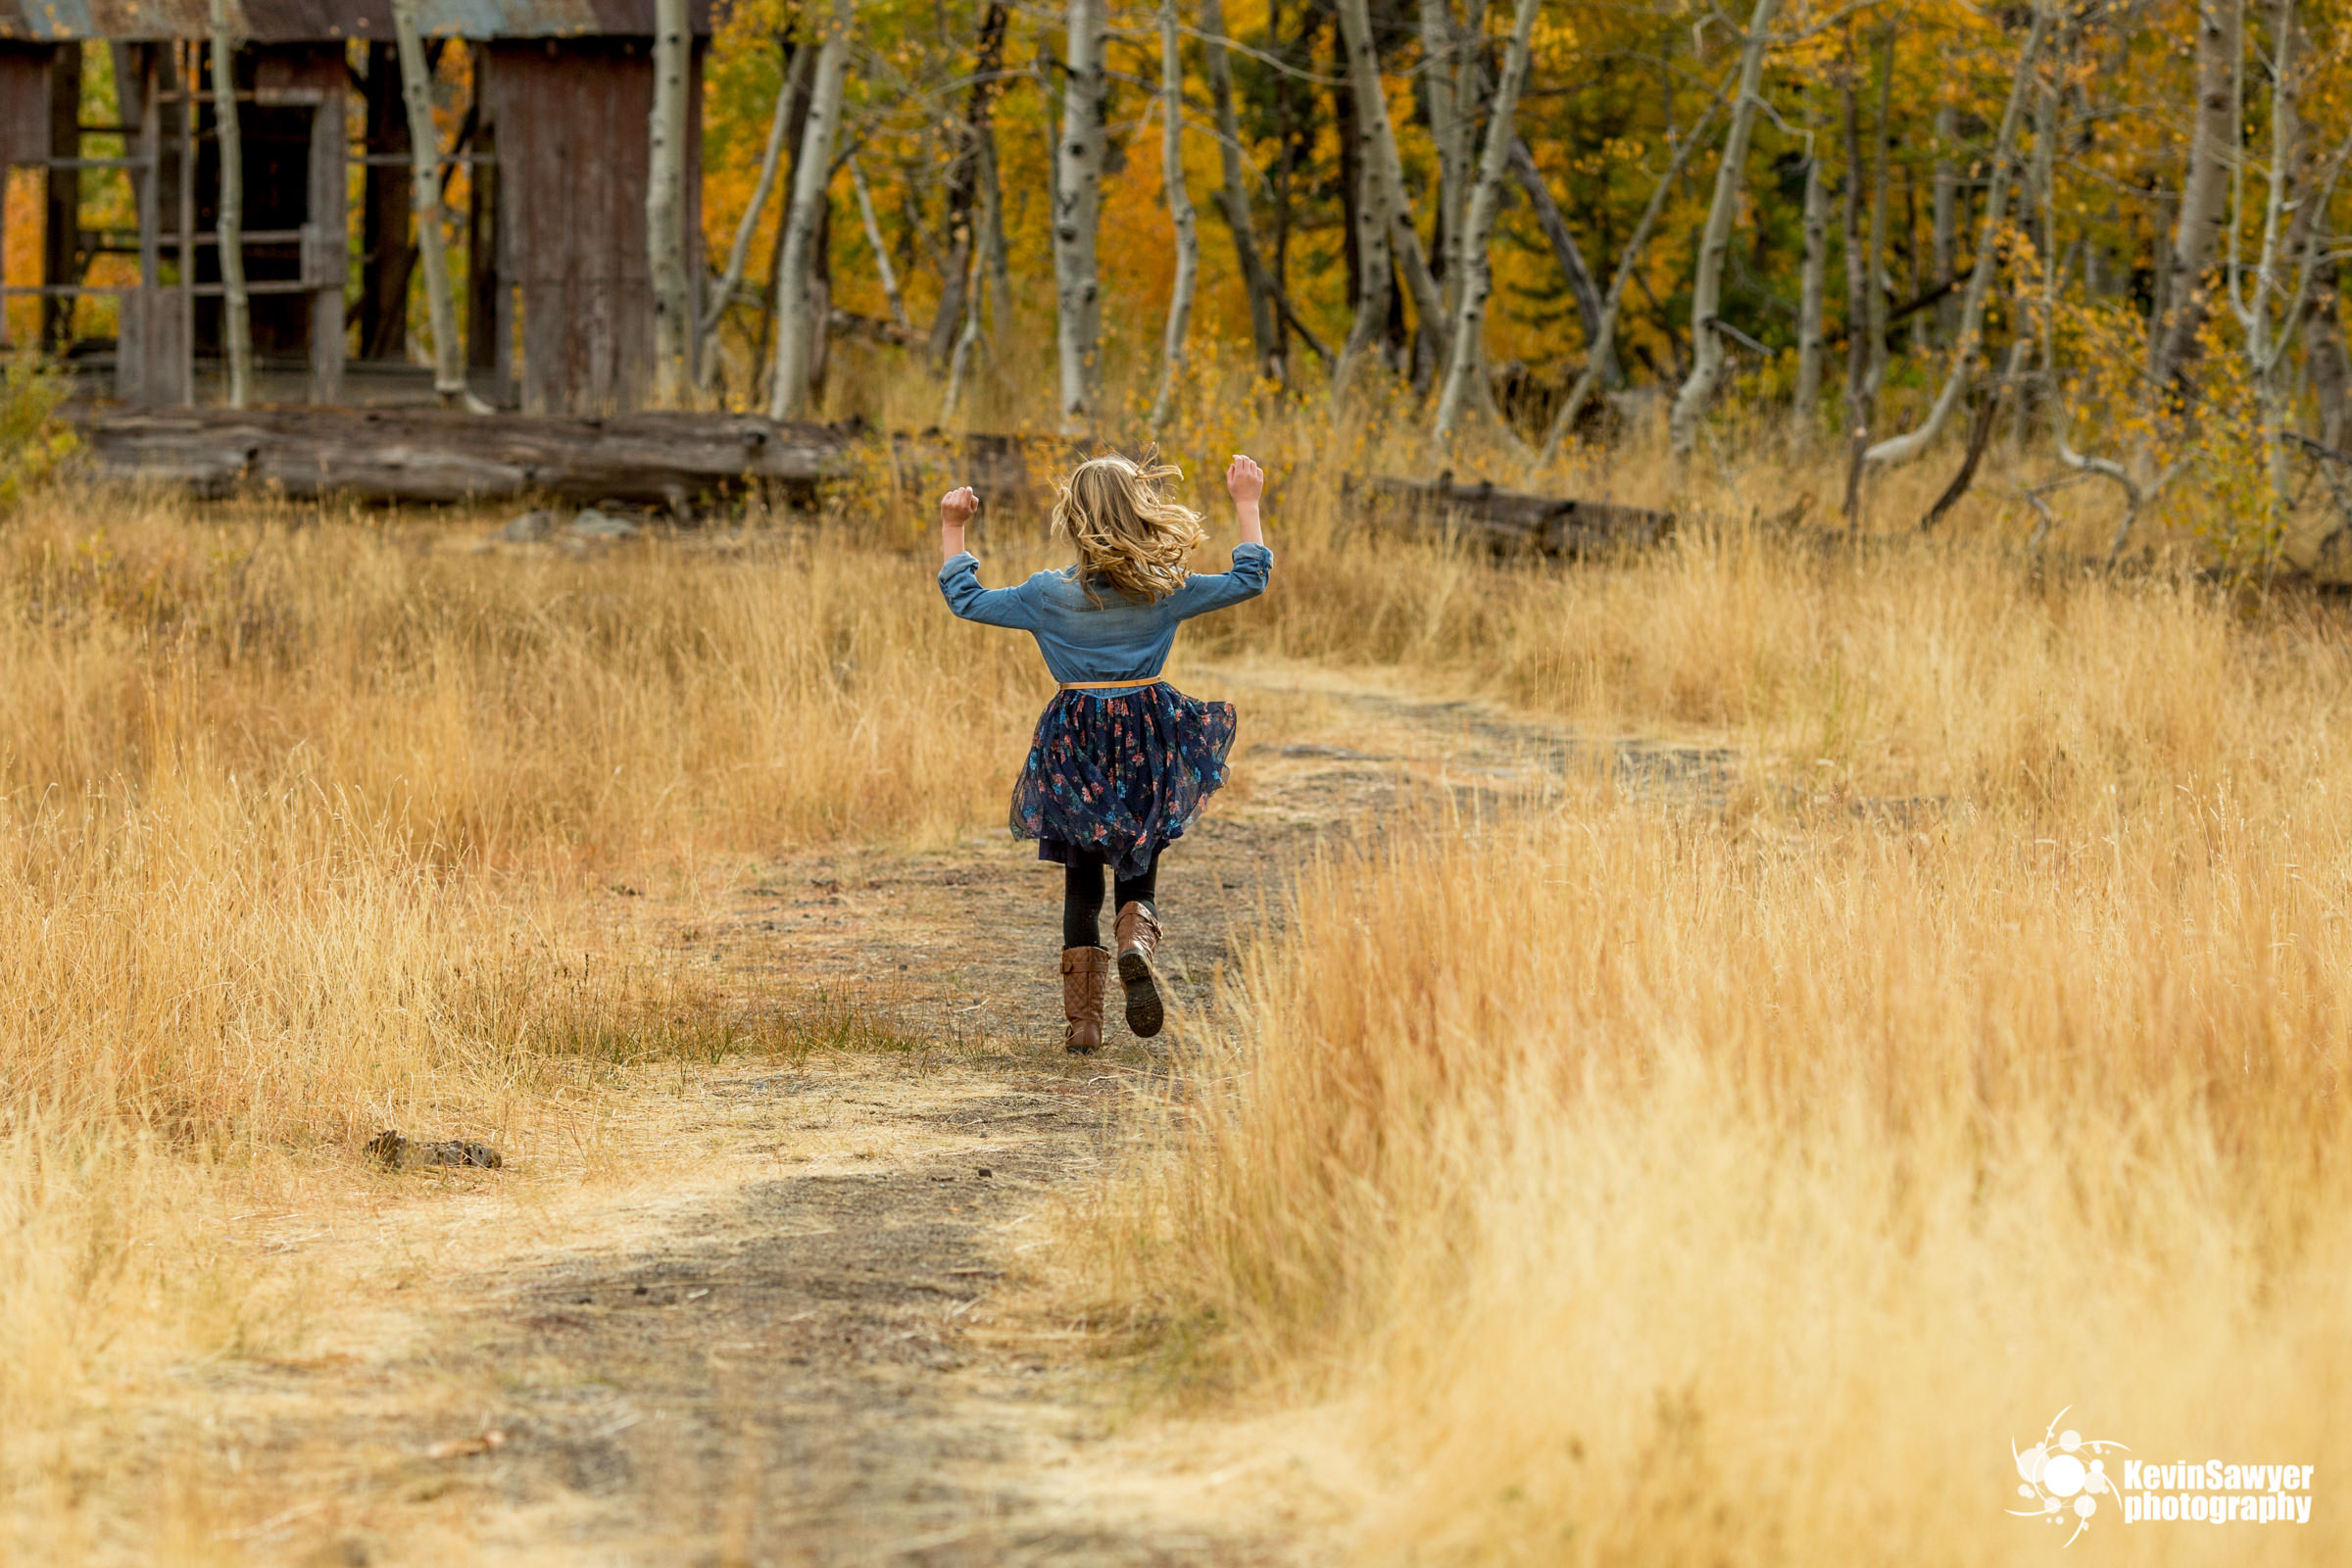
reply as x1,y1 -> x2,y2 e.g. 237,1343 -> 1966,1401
2,368 -> 2347,1562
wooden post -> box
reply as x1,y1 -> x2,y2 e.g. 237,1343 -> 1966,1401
42,42 -> 80,356
120,46 -> 161,403
466,45 -> 501,393
179,40 -> 196,403
393,0 -> 485,412
309,53 -> 348,404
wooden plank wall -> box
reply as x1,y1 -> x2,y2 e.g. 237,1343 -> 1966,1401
488,34 -> 700,415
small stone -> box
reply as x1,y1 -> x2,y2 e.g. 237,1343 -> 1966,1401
568,508 -> 639,539
975,1166 -> 993,1179
495,509 -> 554,543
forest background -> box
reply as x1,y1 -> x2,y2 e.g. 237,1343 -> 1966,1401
8,0 -> 2352,562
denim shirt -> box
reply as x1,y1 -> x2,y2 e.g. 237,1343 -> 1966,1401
938,543 -> 1272,684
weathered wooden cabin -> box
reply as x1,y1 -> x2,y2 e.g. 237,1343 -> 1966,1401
0,1 -> 710,414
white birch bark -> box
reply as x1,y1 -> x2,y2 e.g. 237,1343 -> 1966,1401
1667,0 -> 1778,457
698,54 -> 798,392
208,0 -> 251,409
766,0 -> 851,422
1792,132 -> 1828,439
2147,0 -> 2242,393
1418,0 -> 1470,317
1333,0 -> 1447,366
647,0 -> 691,405
1858,1 -> 2047,468
392,0 -> 483,411
1432,0 -> 1540,444
1052,0 -> 1107,432
1150,0 -> 1201,429
849,158 -> 911,331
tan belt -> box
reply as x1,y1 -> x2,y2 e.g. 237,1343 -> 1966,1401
1058,678 -> 1164,690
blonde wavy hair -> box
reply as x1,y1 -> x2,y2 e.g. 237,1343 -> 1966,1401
1051,450 -> 1205,604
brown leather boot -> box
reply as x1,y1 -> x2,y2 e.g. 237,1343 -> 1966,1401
1060,946 -> 1110,1054
1113,901 -> 1164,1038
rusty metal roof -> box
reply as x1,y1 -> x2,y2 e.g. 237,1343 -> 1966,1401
0,1 -> 716,42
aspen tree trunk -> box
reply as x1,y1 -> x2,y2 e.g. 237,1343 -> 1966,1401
1418,0 -> 1471,317
1861,0 -> 2047,467
1335,2 -> 1396,387
698,53 -> 796,393
1334,0 -> 1447,372
1667,0 -> 1779,458
849,159 -> 912,331
2147,0 -> 2241,395
766,0 -> 851,421
1792,132 -> 1828,441
1050,0 -> 1108,431
751,41 -> 816,401
1932,103 -> 1958,341
647,0 -> 691,404
208,0 -> 251,409
392,0 -> 482,410
1151,0 -> 1202,428
1432,0 -> 1539,445
1538,83 -> 1731,463
1201,0 -> 1284,380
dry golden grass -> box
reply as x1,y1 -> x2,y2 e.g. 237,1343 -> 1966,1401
0,479 -> 1074,1555
7,367 -> 2349,1562
1084,515 -> 2352,1562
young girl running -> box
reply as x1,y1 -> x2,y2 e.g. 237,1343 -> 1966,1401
937,452 -> 1269,1054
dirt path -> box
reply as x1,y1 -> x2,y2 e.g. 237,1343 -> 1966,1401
181,667 -> 1732,1567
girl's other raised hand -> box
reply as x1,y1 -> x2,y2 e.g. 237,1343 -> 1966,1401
1226,455 -> 1264,505
940,485 -> 980,527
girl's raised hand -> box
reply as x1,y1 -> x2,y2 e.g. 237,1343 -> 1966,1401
940,485 -> 980,527
1226,455 -> 1264,505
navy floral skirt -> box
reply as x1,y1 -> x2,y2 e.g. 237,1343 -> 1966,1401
1011,682 -> 1237,879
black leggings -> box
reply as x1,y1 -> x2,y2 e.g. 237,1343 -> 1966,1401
1062,848 -> 1159,950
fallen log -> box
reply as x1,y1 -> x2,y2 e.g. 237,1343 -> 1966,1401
1360,474 -> 1675,557
74,407 -> 858,507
